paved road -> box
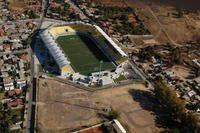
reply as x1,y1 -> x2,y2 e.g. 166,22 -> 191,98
129,59 -> 147,80
26,0 -> 48,133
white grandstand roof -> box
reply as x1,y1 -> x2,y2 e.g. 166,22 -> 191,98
39,22 -> 126,71
40,29 -> 70,69
94,25 -> 127,57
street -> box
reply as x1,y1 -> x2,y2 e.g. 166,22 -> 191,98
25,0 -> 48,133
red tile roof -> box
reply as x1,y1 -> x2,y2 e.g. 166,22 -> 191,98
51,2 -> 58,7
129,17 -> 137,23
8,91 -> 15,96
78,126 -> 104,133
21,54 -> 28,60
27,21 -> 33,27
7,99 -> 23,107
170,76 -> 180,80
15,89 -> 21,95
0,29 -> 5,35
3,44 -> 10,49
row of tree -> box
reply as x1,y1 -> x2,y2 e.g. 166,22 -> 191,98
154,82 -> 200,132
0,102 -> 24,133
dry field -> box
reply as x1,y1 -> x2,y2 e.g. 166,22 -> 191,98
168,65 -> 191,80
94,0 -> 127,7
123,0 -> 200,48
36,78 -> 162,133
7,0 -> 29,14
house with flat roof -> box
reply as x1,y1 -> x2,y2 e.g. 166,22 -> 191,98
16,79 -> 26,90
3,78 -> 14,91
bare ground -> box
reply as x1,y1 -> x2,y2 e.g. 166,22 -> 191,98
36,78 -> 163,133
7,0 -> 28,13
123,0 -> 200,49
169,65 -> 191,80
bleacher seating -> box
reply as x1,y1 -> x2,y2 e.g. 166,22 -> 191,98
48,23 -> 127,65
49,26 -> 75,37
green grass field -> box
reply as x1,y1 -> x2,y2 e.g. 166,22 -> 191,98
56,34 -> 115,75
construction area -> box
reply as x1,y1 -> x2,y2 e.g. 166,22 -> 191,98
36,78 -> 162,133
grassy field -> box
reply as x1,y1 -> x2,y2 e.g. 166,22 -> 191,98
114,75 -> 127,82
56,34 -> 115,75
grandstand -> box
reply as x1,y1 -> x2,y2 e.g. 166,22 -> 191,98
39,21 -> 127,78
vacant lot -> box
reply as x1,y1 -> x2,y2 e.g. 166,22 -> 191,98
7,0 -> 28,14
56,34 -> 114,75
169,65 -> 191,80
36,78 -> 162,133
126,0 -> 200,45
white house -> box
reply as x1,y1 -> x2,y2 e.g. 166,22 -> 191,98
4,82 -> 14,91
17,79 -> 26,90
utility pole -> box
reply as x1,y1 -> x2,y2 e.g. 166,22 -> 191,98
104,82 -> 115,112
98,60 -> 103,86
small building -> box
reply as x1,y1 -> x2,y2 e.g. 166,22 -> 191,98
16,79 -> 26,90
8,90 -> 15,96
14,89 -> 21,95
7,99 -> 24,109
21,54 -> 28,60
4,79 -> 14,91
0,72 -> 9,78
3,44 -> 11,51
0,29 -> 5,36
170,76 -> 180,81
188,90 -> 196,97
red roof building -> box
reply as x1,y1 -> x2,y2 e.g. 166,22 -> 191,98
3,44 -> 10,50
78,126 -> 104,133
0,29 -> 5,36
27,21 -> 33,28
36,1 -> 40,5
170,76 -> 180,81
7,99 -> 23,107
51,2 -> 58,7
21,54 -> 28,60
15,89 -> 21,95
8,90 -> 15,96
129,17 -> 137,23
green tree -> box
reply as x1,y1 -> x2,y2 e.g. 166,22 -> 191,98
154,82 -> 200,132
108,109 -> 120,120
0,102 -> 4,110
120,14 -> 128,21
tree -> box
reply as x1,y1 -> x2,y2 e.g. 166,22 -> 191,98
108,109 -> 120,120
0,103 -> 4,110
177,9 -> 183,18
154,82 -> 200,132
120,14 -> 128,22
182,112 -> 200,132
0,112 -> 10,133
171,47 -> 182,64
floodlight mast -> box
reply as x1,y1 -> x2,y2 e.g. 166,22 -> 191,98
98,60 -> 103,86
104,82 -> 115,112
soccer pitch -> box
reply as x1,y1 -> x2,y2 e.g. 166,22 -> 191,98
56,34 -> 115,75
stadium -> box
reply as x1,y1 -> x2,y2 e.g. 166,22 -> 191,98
40,21 -> 127,86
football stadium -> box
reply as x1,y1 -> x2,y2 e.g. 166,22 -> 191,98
40,22 -> 127,86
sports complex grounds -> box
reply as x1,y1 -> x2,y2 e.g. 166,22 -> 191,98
56,34 -> 115,75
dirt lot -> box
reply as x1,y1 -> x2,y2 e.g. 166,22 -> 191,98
169,65 -> 191,80
122,0 -> 200,49
36,78 -> 162,133
7,0 -> 29,14
94,0 -> 127,7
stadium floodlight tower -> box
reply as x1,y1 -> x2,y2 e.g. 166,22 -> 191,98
97,60 -> 103,86
104,81 -> 116,112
